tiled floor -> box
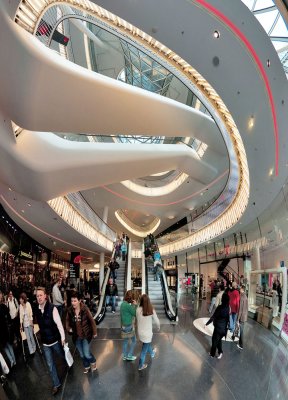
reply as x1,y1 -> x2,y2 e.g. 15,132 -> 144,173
2,295 -> 288,400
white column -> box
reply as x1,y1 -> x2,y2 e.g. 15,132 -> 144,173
126,241 -> 132,290
249,246 -> 260,306
141,242 -> 146,294
99,206 -> 109,292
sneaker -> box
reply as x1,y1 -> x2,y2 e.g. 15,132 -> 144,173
151,349 -> 157,359
237,344 -> 243,350
91,362 -> 97,371
112,311 -> 115,314
208,352 -> 213,358
126,355 -> 137,361
138,364 -> 148,371
217,353 -> 223,359
122,355 -> 127,361
83,367 -> 91,374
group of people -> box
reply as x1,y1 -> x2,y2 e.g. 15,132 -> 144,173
206,282 -> 248,359
144,234 -> 163,281
120,291 -> 160,371
1,282 -> 161,395
114,233 -> 129,262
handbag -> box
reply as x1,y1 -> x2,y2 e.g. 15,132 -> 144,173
121,323 -> 135,339
63,343 -> 74,367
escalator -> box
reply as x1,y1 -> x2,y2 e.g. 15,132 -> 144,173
144,237 -> 176,322
93,245 -> 129,325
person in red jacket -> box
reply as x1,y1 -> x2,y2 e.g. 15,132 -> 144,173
228,282 -> 240,332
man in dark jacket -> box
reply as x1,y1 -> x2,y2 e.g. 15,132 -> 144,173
236,285 -> 248,350
109,259 -> 120,281
105,278 -> 118,313
36,287 -> 66,396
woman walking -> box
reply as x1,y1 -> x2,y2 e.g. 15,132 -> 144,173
205,292 -> 230,359
120,290 -> 137,361
0,291 -> 16,367
19,293 -> 36,355
66,292 -> 97,373
136,294 -> 160,371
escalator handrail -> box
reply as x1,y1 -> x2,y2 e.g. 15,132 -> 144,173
159,269 -> 176,321
94,266 -> 110,324
94,248 -> 116,323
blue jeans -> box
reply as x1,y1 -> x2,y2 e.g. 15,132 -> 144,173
139,342 -> 153,368
106,295 -> 116,311
122,335 -> 136,357
230,313 -> 237,332
4,343 -> 16,365
75,338 -> 96,368
43,341 -> 65,388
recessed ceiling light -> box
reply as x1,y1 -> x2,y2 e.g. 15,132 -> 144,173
269,168 -> 274,177
213,30 -> 220,38
248,116 -> 254,129
168,216 -> 175,220
21,210 -> 25,213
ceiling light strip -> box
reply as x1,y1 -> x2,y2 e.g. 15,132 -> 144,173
115,210 -> 160,238
48,196 -> 114,251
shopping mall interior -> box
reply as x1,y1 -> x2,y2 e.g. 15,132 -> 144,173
0,0 -> 288,399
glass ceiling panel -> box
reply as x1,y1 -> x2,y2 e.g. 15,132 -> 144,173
241,0 -> 288,78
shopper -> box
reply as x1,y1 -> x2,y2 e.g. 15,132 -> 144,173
136,294 -> 160,371
66,292 -> 97,373
35,287 -> 66,396
0,291 -> 16,368
209,281 -> 219,314
120,290 -> 137,361
236,285 -> 248,350
52,279 -> 65,318
109,258 -> 120,281
105,278 -> 118,313
6,290 -> 21,344
205,292 -> 230,359
228,282 -> 240,332
19,293 -> 36,355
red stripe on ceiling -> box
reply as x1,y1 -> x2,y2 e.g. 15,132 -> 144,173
195,0 -> 279,176
101,169 -> 229,206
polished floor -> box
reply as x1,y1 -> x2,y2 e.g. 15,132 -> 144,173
2,294 -> 288,400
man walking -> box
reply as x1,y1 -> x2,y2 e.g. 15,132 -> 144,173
36,287 -> 66,395
6,290 -> 21,344
236,285 -> 248,350
105,278 -> 118,313
52,279 -> 65,318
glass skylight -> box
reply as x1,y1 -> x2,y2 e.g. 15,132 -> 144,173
241,0 -> 288,76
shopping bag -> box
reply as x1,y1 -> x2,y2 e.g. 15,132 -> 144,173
64,343 -> 74,367
0,352 -> 9,375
